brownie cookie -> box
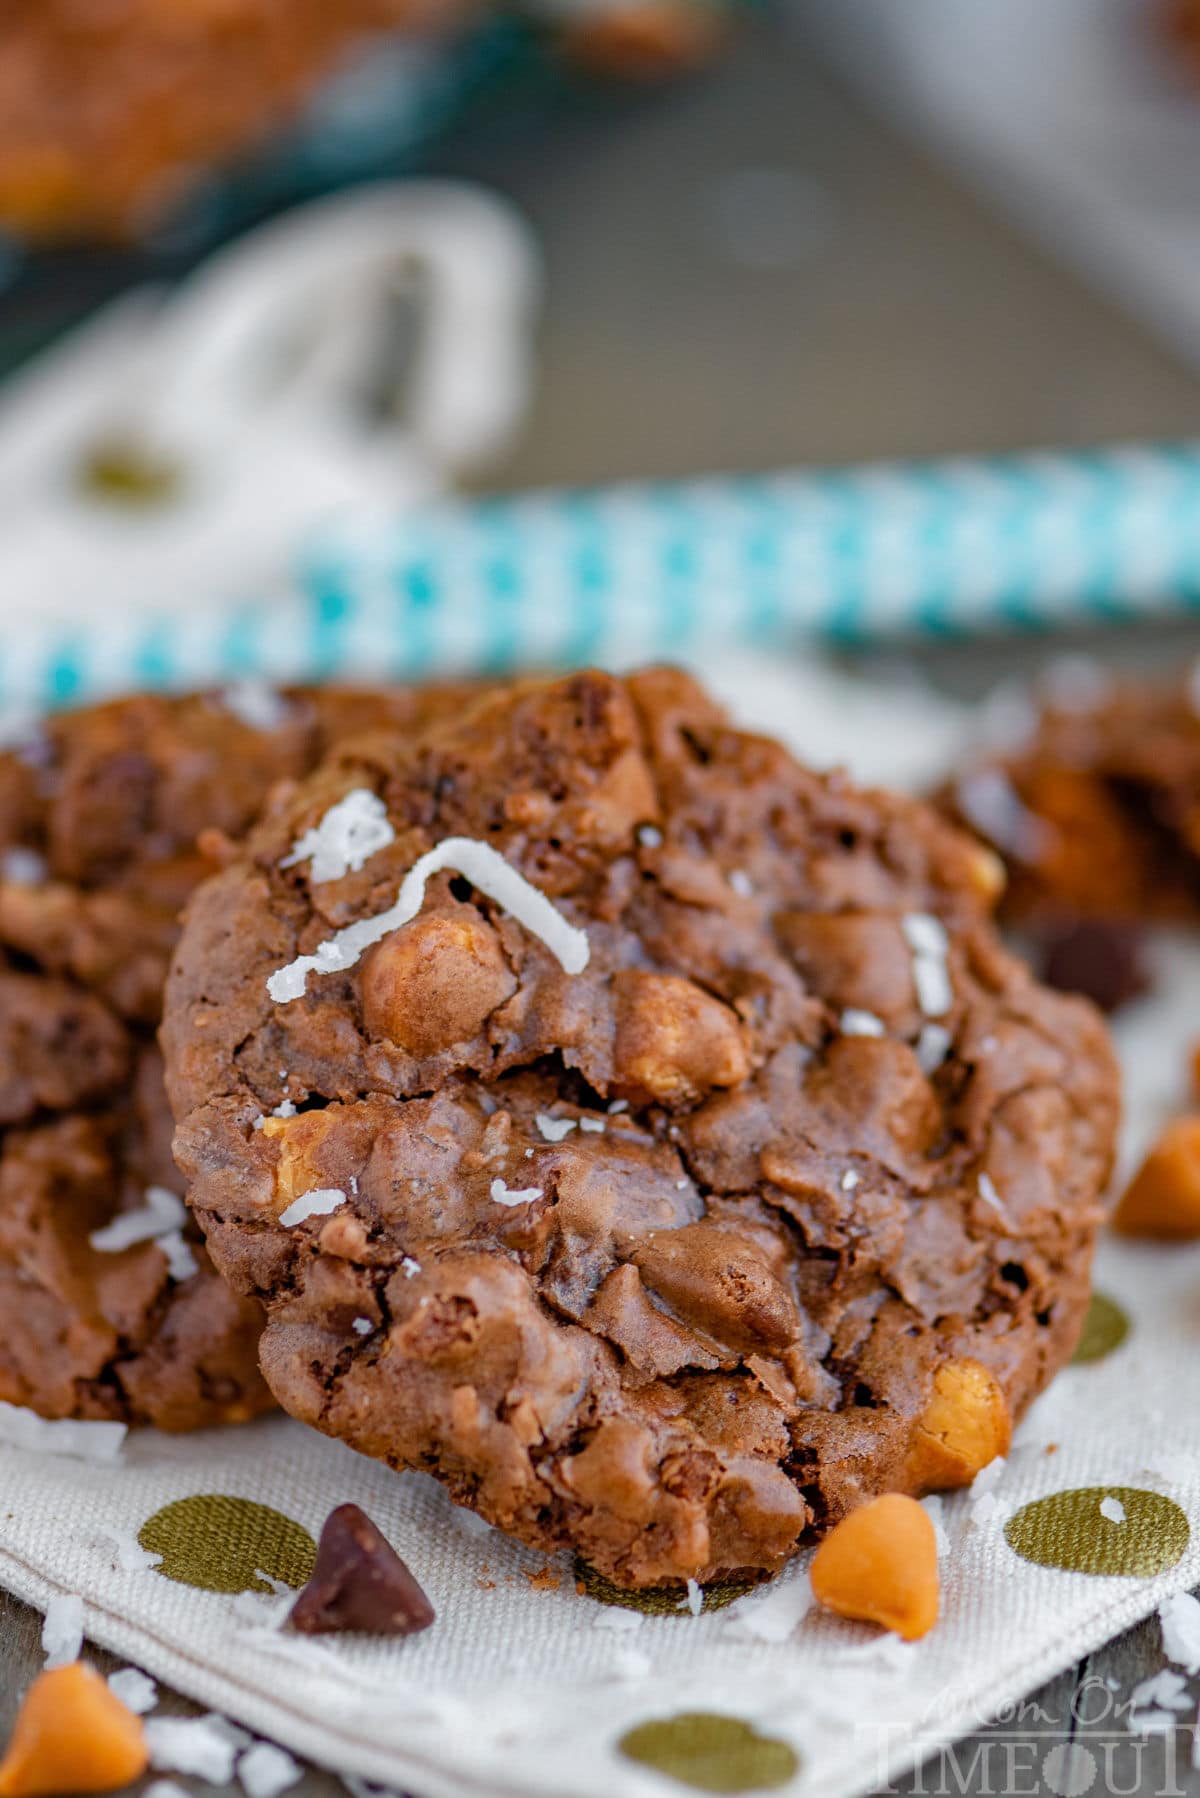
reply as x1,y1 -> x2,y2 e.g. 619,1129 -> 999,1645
0,682 -> 468,1430
944,665 -> 1200,927
164,669 -> 1119,1585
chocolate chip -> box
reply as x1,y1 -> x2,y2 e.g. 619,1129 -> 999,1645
1041,920 -> 1149,1014
288,1503 -> 435,1636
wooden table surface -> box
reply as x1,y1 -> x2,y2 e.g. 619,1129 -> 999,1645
5,9 -> 1200,1795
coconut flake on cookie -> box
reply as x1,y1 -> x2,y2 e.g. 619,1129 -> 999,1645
268,837 -> 590,1002
536,1114 -> 577,1143
278,1188 -> 346,1227
280,788 -> 395,885
490,1180 -> 543,1208
903,912 -> 952,1018
90,1186 -> 186,1253
840,1008 -> 885,1038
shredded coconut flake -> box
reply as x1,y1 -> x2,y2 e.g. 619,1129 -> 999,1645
968,1492 -> 1004,1532
41,1593 -> 83,1667
726,1573 -> 812,1642
159,1231 -> 198,1282
903,912 -> 952,1018
912,954 -> 952,1018
915,1022 -> 952,1075
840,1169 -> 860,1192
0,845 -> 46,885
146,1716 -> 240,1783
108,1667 -> 157,1714
1160,1592 -> 1200,1673
920,1494 -> 950,1557
90,1185 -> 186,1253
685,1578 -> 703,1617
976,1173 -> 1007,1217
1129,1670 -> 1192,1728
902,912 -> 948,959
490,1179 -> 543,1208
222,681 -> 290,732
579,1117 -> 606,1133
535,1114 -> 576,1143
637,825 -> 663,848
607,1099 -> 629,1114
269,836 -> 590,1003
840,1008 -> 885,1038
971,1455 -> 1007,1497
352,1317 -> 373,1336
271,1098 -> 298,1120
675,1178 -> 689,1190
97,1526 -> 161,1572
1100,1495 -> 1127,1524
0,1401 -> 125,1461
281,788 -> 395,885
728,869 -> 753,896
239,1742 -> 302,1798
278,1187 -> 345,1228
401,1256 -> 421,1278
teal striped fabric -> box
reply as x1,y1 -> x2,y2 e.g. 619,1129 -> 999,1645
10,440 -> 1200,709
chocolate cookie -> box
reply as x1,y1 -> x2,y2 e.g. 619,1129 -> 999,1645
944,665 -> 1200,927
164,669 -> 1119,1585
0,682 -> 468,1429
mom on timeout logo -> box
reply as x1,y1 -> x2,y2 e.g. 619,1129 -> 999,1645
860,1674 -> 1199,1797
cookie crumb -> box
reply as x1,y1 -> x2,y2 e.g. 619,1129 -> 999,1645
524,1566 -> 561,1592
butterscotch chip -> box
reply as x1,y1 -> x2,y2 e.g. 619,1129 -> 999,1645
361,907 -> 516,1057
906,1358 -> 1012,1490
0,1663 -> 147,1795
810,1493 -> 939,1641
163,669 -> 1118,1588
1113,1119 -> 1200,1239
613,971 -> 750,1105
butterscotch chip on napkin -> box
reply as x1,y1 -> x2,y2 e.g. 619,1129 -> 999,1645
163,668 -> 1118,1587
0,683 -> 471,1430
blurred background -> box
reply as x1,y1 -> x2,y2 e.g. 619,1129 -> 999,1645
6,0 -> 1200,684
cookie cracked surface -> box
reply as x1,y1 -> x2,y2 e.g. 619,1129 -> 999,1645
0,683 -> 468,1429
163,669 -> 1119,1582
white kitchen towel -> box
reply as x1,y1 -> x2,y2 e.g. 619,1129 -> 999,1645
1,656 -> 1198,1798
